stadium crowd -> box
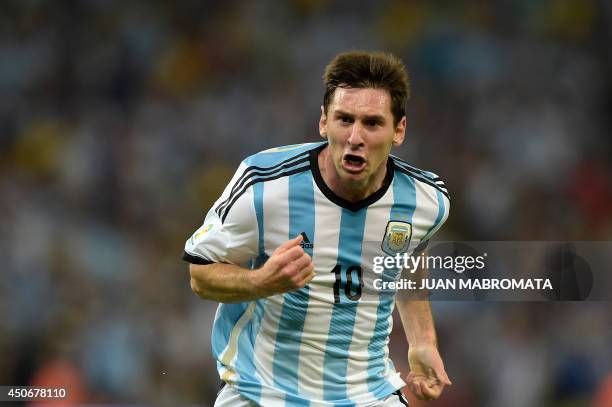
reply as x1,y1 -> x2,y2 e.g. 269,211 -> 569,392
0,1 -> 611,405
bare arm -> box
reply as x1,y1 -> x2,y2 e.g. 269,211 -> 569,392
396,298 -> 451,400
189,262 -> 262,303
396,252 -> 438,346
189,235 -> 315,303
396,298 -> 437,347
396,255 -> 451,400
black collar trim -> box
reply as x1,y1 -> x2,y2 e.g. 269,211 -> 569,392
309,143 -> 395,212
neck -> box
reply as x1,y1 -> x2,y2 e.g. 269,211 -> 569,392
317,147 -> 388,203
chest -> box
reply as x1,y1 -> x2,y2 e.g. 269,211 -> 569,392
258,177 -> 438,268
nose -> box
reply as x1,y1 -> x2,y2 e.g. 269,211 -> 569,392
347,122 -> 365,148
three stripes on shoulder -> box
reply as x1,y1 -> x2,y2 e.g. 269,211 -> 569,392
391,155 -> 449,200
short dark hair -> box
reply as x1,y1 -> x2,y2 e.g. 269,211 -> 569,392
323,51 -> 410,126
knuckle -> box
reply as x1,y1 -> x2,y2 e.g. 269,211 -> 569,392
283,265 -> 297,277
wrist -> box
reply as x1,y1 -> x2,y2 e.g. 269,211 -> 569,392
248,267 -> 269,299
408,334 -> 437,348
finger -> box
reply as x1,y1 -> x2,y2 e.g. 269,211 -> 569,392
295,269 -> 315,288
274,235 -> 303,255
290,262 -> 315,286
298,262 -> 315,279
283,261 -> 312,286
407,379 -> 425,400
430,362 -> 452,386
421,381 -> 444,400
406,371 -> 428,385
435,369 -> 452,386
273,235 -> 303,255
275,245 -> 305,266
289,253 -> 313,272
408,373 -> 444,400
419,381 -> 435,400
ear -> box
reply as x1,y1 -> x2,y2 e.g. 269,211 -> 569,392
319,105 -> 328,139
392,116 -> 406,147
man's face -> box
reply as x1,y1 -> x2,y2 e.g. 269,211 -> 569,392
319,87 -> 406,190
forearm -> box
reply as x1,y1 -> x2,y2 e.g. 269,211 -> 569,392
189,263 -> 261,303
396,298 -> 437,346
398,298 -> 452,396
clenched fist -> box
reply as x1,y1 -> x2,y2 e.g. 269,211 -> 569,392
249,235 -> 315,297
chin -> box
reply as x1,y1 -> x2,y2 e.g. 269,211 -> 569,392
340,171 -> 369,186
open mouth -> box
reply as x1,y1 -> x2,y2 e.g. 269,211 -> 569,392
342,154 -> 367,173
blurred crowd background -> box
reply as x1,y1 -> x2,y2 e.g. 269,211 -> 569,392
1,0 -> 611,406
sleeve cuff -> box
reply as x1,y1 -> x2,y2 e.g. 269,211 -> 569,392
182,251 -> 215,265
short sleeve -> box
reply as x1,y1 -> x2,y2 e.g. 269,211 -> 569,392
419,188 -> 451,245
183,161 -> 259,266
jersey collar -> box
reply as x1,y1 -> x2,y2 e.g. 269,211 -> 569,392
309,142 -> 395,212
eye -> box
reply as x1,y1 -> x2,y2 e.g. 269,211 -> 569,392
364,119 -> 380,127
340,116 -> 353,123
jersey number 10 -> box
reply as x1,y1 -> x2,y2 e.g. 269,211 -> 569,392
330,265 -> 363,303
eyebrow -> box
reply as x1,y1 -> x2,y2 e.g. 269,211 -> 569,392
333,110 -> 386,122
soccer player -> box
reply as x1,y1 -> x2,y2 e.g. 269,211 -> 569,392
184,51 -> 451,406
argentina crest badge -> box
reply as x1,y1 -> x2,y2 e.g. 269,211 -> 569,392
381,221 -> 412,256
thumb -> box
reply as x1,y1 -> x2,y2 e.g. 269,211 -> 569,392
274,234 -> 303,254
431,366 -> 452,386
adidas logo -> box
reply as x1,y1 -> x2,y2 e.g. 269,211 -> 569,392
300,232 -> 314,249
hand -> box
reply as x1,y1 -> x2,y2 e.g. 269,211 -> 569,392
250,235 -> 315,297
406,344 -> 452,400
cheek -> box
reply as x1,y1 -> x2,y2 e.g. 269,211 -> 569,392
377,133 -> 396,150
368,139 -> 393,164
326,135 -> 346,161
327,130 -> 349,147
369,134 -> 390,150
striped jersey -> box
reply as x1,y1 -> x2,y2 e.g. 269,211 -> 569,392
183,142 -> 450,407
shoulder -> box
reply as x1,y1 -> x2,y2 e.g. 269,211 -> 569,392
390,154 -> 450,201
214,143 -> 322,222
225,142 -> 322,186
243,142 -> 324,167
224,142 -> 322,191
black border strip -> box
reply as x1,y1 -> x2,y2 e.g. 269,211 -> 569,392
393,390 -> 409,406
394,164 -> 450,200
392,159 -> 447,190
390,154 -> 430,174
220,165 -> 311,223
216,156 -> 310,217
215,152 -> 311,216
182,251 -> 215,265
393,160 -> 445,186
